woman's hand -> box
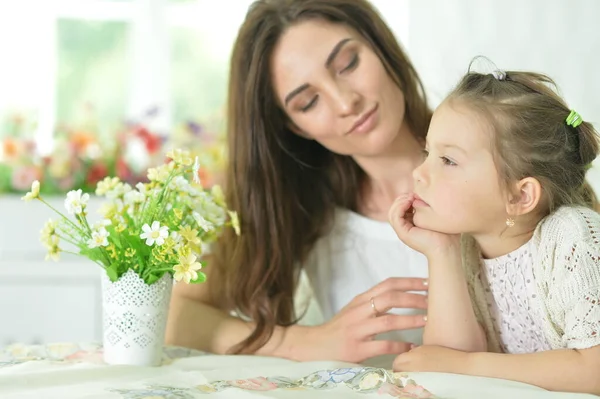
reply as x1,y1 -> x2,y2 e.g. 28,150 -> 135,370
296,277 -> 428,363
388,194 -> 460,259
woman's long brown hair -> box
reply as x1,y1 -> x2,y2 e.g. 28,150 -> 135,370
210,0 -> 431,354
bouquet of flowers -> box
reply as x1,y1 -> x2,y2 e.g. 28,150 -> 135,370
22,148 -> 239,285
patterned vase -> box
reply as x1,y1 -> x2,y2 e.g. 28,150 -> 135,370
101,269 -> 173,366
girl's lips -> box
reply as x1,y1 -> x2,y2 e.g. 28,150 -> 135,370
413,194 -> 429,207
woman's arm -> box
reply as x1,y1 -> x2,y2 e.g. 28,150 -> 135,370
423,247 -> 486,352
166,272 -> 429,362
166,286 -> 302,358
395,345 -> 600,395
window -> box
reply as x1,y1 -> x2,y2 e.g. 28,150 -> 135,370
0,0 -> 254,193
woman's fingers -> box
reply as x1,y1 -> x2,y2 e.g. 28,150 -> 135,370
356,313 -> 427,337
352,277 -> 428,307
359,339 -> 414,359
365,291 -> 428,317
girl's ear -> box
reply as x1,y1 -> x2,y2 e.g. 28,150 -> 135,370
505,177 -> 542,217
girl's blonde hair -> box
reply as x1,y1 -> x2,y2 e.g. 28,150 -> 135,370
447,69 -> 599,213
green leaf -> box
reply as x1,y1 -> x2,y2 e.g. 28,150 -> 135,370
145,271 -> 164,285
190,271 -> 206,284
106,266 -> 119,282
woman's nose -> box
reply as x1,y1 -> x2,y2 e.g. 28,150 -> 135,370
333,84 -> 362,116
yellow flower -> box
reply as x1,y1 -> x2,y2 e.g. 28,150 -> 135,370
211,185 -> 225,207
106,244 -> 118,259
98,203 -> 118,219
173,208 -> 183,220
115,223 -> 126,233
40,219 -> 58,241
166,149 -> 193,166
178,244 -> 192,258
125,248 -> 136,258
147,164 -> 173,183
45,236 -> 60,262
179,226 -> 200,245
228,211 -> 240,235
173,253 -> 202,283
21,180 -> 40,201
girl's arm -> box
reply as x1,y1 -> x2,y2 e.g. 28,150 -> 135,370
423,247 -> 486,352
388,196 -> 485,352
467,346 -> 600,394
394,345 -> 600,395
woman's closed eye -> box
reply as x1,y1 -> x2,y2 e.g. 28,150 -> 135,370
340,54 -> 359,73
300,55 -> 360,112
301,96 -> 318,112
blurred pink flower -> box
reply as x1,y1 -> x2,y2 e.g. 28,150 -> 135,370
11,166 -> 41,191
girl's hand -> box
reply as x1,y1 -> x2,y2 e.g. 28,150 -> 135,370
393,345 -> 470,373
297,277 -> 428,363
388,194 -> 460,259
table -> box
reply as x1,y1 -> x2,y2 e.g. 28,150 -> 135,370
0,343 -> 596,398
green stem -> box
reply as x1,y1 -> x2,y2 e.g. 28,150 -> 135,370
38,197 -> 84,235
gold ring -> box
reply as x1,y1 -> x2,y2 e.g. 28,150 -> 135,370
370,296 -> 380,316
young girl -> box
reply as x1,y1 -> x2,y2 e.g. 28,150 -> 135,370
389,68 -> 600,395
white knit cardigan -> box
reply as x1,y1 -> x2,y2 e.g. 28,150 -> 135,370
461,206 -> 600,353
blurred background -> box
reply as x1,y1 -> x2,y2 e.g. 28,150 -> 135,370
0,0 -> 598,346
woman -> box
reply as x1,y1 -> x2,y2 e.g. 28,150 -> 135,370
166,0 -> 431,365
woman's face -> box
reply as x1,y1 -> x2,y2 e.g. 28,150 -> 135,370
271,19 -> 407,157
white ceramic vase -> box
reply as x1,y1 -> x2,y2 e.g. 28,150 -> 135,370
101,269 -> 173,366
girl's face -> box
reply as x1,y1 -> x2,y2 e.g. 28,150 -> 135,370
270,19 -> 408,157
411,101 -> 509,236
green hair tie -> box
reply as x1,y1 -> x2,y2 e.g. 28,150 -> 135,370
566,110 -> 583,128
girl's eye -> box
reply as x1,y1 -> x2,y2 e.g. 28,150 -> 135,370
440,156 -> 457,166
341,54 -> 359,73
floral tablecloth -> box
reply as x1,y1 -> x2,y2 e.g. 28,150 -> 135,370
0,343 -> 596,399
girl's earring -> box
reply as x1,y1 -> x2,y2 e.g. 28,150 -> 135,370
505,217 -> 515,227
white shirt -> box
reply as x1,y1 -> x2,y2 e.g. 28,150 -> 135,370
480,240 -> 552,353
303,208 -> 429,353
464,206 -> 600,353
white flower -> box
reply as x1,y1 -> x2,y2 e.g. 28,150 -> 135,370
65,189 -> 90,215
192,156 -> 201,184
95,177 -> 120,196
124,190 -> 145,205
192,211 -> 215,232
21,180 -> 40,201
139,221 -> 169,246
135,182 -> 148,196
92,219 -> 112,230
106,182 -> 132,200
87,229 -> 110,248
170,231 -> 182,244
173,253 -> 203,283
169,175 -> 190,193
